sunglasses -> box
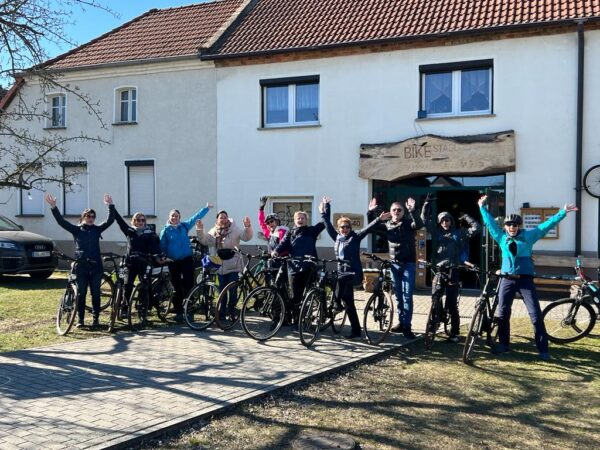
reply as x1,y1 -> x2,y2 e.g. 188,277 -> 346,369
391,208 -> 403,212
339,225 -> 351,229
85,214 -> 96,219
506,223 -> 520,228
135,217 -> 146,223
266,220 -> 277,224
440,218 -> 451,223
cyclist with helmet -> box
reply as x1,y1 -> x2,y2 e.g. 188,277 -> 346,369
322,197 -> 389,338
478,195 -> 578,360
421,195 -> 480,343
258,196 -> 288,254
45,193 -> 115,328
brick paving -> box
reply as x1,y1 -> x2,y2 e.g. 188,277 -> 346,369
0,292 -> 478,450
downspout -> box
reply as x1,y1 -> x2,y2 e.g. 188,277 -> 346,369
575,20 -> 585,256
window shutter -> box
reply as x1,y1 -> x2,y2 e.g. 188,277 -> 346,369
128,165 -> 155,215
64,166 -> 87,215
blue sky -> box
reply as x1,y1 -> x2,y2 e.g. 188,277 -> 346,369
48,0 -> 211,59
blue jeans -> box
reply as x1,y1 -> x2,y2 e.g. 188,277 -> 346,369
390,262 -> 416,329
75,268 -> 103,321
218,272 -> 239,315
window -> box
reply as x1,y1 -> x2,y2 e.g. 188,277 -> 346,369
47,94 -> 66,128
19,167 -> 44,215
116,87 -> 137,123
126,161 -> 155,216
269,197 -> 313,229
261,76 -> 319,127
62,162 -> 88,215
420,60 -> 492,118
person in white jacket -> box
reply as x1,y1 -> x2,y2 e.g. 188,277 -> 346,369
196,210 -> 253,320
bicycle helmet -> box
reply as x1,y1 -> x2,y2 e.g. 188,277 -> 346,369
437,212 -> 453,224
503,214 -> 523,226
265,213 -> 280,224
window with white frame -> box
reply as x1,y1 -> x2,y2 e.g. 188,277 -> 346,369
47,94 -> 66,128
126,161 -> 155,216
269,197 -> 313,229
19,167 -> 44,215
116,87 -> 137,123
420,60 -> 493,118
261,76 -> 319,127
62,162 -> 88,215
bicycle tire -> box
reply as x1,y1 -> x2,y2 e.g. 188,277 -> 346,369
363,291 -> 394,345
241,286 -> 286,341
128,284 -> 149,332
542,297 -> 596,343
184,281 -> 218,330
462,302 -> 485,364
56,282 -> 78,336
299,289 -> 324,347
215,281 -> 245,330
152,277 -> 174,322
424,297 -> 442,350
318,282 -> 336,331
108,283 -> 124,333
84,273 -> 114,313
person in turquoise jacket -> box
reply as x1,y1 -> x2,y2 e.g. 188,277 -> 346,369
160,203 -> 213,321
478,195 -> 578,360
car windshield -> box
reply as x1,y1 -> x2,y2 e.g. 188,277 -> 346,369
0,216 -> 21,231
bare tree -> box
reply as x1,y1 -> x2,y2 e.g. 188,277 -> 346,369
0,0 -> 116,191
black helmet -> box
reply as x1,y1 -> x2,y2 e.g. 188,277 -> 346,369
265,213 -> 280,224
503,214 -> 522,226
437,212 -> 453,224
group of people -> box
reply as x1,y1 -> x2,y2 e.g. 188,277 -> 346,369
44,191 -> 577,360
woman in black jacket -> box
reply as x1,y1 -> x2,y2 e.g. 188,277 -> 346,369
45,193 -> 115,328
322,197 -> 389,338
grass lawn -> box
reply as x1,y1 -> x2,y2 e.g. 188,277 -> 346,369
138,322 -> 599,450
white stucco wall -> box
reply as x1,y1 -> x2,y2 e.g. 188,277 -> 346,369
0,59 -> 218,247
216,30 -> 600,255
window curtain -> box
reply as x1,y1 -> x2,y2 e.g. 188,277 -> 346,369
461,69 -> 490,112
266,86 -> 288,124
295,83 -> 319,122
424,72 -> 452,114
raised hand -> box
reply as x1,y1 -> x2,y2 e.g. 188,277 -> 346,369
206,203 -> 214,209
406,197 -> 416,212
563,204 -> 578,213
478,195 -> 488,207
368,197 -> 378,211
379,211 -> 392,221
104,194 -> 113,205
322,196 -> 331,204
259,196 -> 268,209
243,216 -> 252,228
424,192 -> 436,203
45,193 -> 57,208
195,219 -> 203,231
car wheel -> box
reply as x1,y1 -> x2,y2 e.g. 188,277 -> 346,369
29,270 -> 54,280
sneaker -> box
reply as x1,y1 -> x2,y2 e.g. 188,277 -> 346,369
174,313 -> 185,323
446,335 -> 460,343
402,329 -> 416,339
75,321 -> 84,329
539,352 -> 551,361
92,317 -> 100,328
334,303 -> 344,313
345,330 -> 361,339
391,323 -> 404,333
491,344 -> 510,355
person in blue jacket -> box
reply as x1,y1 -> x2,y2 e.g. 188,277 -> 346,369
478,195 -> 578,360
160,203 -> 213,322
45,193 -> 115,328
321,197 -> 389,338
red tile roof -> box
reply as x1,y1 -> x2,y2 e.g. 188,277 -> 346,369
206,0 -> 600,58
48,0 -> 247,69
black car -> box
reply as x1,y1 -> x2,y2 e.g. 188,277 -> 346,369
0,215 -> 58,279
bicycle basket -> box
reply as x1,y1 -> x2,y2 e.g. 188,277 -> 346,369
202,254 -> 222,271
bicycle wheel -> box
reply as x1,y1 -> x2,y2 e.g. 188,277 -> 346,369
363,291 -> 394,345
56,282 -> 78,336
249,261 -> 266,289
184,282 -> 218,330
424,297 -> 442,350
299,289 -> 324,347
214,281 -> 245,331
462,303 -> 485,364
542,297 -> 596,343
152,277 -> 174,322
85,273 -> 114,313
241,286 -> 286,341
128,284 -> 149,331
108,283 -> 124,333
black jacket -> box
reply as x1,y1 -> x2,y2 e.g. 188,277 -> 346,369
275,220 -> 325,274
51,204 -> 115,272
367,206 -> 423,263
113,207 -> 162,261
323,203 -> 379,285
421,202 -> 481,266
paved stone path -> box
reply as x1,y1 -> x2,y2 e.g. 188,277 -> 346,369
0,292 -> 477,450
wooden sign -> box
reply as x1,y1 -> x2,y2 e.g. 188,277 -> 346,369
520,207 -> 560,239
332,213 -> 364,229
359,131 -> 515,181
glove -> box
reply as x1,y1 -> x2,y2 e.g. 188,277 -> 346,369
259,196 -> 268,210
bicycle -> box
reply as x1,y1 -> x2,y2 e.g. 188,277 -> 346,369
420,261 -> 469,350
361,253 -> 395,345
462,267 -> 502,364
214,248 -> 270,330
542,257 -> 600,343
81,252 -> 116,314
298,256 -> 349,347
55,252 -> 80,336
128,254 -> 171,331
102,252 -> 128,333
183,256 -> 220,330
